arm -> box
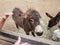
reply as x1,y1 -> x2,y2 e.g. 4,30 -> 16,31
0,12 -> 13,29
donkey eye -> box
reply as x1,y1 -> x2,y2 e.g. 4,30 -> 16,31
29,19 -> 34,22
19,14 -> 21,16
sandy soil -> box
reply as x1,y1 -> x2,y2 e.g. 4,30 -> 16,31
0,0 -> 60,44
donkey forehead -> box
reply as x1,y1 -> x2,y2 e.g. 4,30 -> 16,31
21,13 -> 28,18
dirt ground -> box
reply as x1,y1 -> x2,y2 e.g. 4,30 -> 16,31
0,0 -> 60,45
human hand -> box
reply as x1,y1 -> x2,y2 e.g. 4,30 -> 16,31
0,12 -> 13,29
3,12 -> 13,19
14,36 -> 31,45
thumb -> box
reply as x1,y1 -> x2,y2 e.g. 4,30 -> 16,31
14,36 -> 21,45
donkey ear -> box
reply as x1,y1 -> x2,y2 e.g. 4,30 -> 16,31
26,8 -> 41,18
46,12 -> 53,19
12,8 -> 23,16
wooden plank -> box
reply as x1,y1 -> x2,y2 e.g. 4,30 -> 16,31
0,30 -> 60,45
0,31 -> 49,45
0,38 -> 14,44
0,38 -> 12,45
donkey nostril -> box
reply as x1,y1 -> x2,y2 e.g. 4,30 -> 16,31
36,32 -> 43,36
58,26 -> 60,28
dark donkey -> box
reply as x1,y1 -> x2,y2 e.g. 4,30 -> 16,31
46,12 -> 60,29
12,8 -> 43,37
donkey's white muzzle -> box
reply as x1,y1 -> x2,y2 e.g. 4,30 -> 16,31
35,25 -> 43,36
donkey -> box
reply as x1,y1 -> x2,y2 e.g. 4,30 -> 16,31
46,12 -> 60,29
12,8 -> 43,37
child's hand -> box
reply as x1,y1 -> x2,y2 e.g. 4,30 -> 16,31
0,12 -> 13,29
4,12 -> 13,16
14,36 -> 31,45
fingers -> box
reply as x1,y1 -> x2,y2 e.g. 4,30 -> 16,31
18,35 -> 21,43
4,12 -> 13,16
14,36 -> 21,45
2,12 -> 13,19
14,36 -> 31,45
